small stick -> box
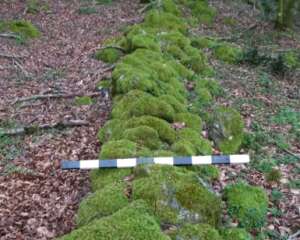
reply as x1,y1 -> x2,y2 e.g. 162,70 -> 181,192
13,92 -> 101,104
0,33 -> 19,39
0,119 -> 89,136
0,52 -> 26,59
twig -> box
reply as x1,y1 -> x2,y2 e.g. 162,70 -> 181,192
13,60 -> 30,78
97,45 -> 126,53
0,120 -> 89,136
282,148 -> 300,160
0,52 -> 26,59
288,230 -> 300,240
0,33 -> 19,39
13,92 -> 101,104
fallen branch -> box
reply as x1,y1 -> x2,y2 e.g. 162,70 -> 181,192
0,119 -> 89,136
97,45 -> 126,53
282,148 -> 300,160
0,33 -> 19,39
0,52 -> 26,59
288,230 -> 300,240
13,92 -> 101,104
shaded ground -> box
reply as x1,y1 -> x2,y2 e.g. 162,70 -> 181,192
0,0 -> 141,239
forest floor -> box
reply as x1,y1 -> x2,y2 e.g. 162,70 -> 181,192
0,0 -> 299,240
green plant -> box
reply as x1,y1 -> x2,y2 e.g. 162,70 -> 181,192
265,168 -> 282,183
75,96 -> 94,106
270,189 -> 283,203
78,6 -> 98,14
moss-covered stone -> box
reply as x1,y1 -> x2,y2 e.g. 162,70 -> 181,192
171,140 -> 196,156
112,90 -> 175,122
58,200 -> 170,240
210,106 -> 244,154
95,48 -> 123,64
132,165 -> 221,226
76,182 -> 129,226
177,128 -> 212,155
125,116 -> 176,144
171,223 -> 222,240
188,165 -> 220,182
100,140 -> 138,159
90,168 -> 132,191
213,43 -> 242,64
123,126 -> 162,150
224,182 -> 268,230
144,10 -> 187,33
220,228 -> 252,240
174,113 -> 202,132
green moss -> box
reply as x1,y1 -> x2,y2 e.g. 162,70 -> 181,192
130,34 -> 161,51
190,1 -> 216,25
132,165 -> 221,226
177,128 -> 212,155
112,49 -> 186,101
194,77 -> 223,97
161,0 -> 181,16
123,126 -> 162,150
210,106 -> 244,154
100,140 -> 137,159
153,150 -> 174,156
74,96 -> 93,106
76,182 -> 129,226
220,228 -> 252,240
159,95 -> 187,113
213,43 -> 242,64
58,200 -> 170,240
0,20 -> 40,41
194,87 -> 213,106
171,223 -> 222,240
125,116 -> 176,144
282,51 -> 299,69
112,90 -> 175,122
98,119 -> 123,143
95,48 -> 123,64
224,182 -> 268,230
188,165 -> 220,182
144,10 -> 187,33
174,113 -> 202,132
265,168 -> 281,183
90,168 -> 132,191
171,140 -> 196,156
191,36 -> 217,49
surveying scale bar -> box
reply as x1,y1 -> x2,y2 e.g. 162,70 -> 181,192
61,154 -> 249,169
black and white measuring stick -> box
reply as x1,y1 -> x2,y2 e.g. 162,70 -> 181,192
61,154 -> 249,169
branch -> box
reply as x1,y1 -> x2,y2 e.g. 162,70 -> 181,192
13,92 -> 101,104
0,120 -> 89,136
0,33 -> 19,39
0,52 -> 26,59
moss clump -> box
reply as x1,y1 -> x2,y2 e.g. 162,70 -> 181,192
132,165 -> 221,226
160,0 -> 181,16
177,128 -> 212,155
100,140 -> 137,159
220,228 -> 252,240
191,36 -> 217,49
125,116 -> 176,144
282,51 -> 299,70
174,113 -> 202,132
144,10 -> 187,34
171,223 -> 222,240
123,126 -> 161,150
112,49 -> 186,101
210,106 -> 244,154
265,168 -> 281,183
76,182 -> 129,226
95,48 -> 123,64
171,140 -> 196,156
159,95 -> 187,114
213,43 -> 242,64
112,90 -> 175,122
0,20 -> 40,41
224,182 -> 268,230
188,165 -> 220,182
75,96 -> 93,106
90,168 -> 131,191
58,200 -> 170,240
190,1 -> 216,25
98,119 -> 124,143
194,87 -> 213,107
194,77 -> 223,97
